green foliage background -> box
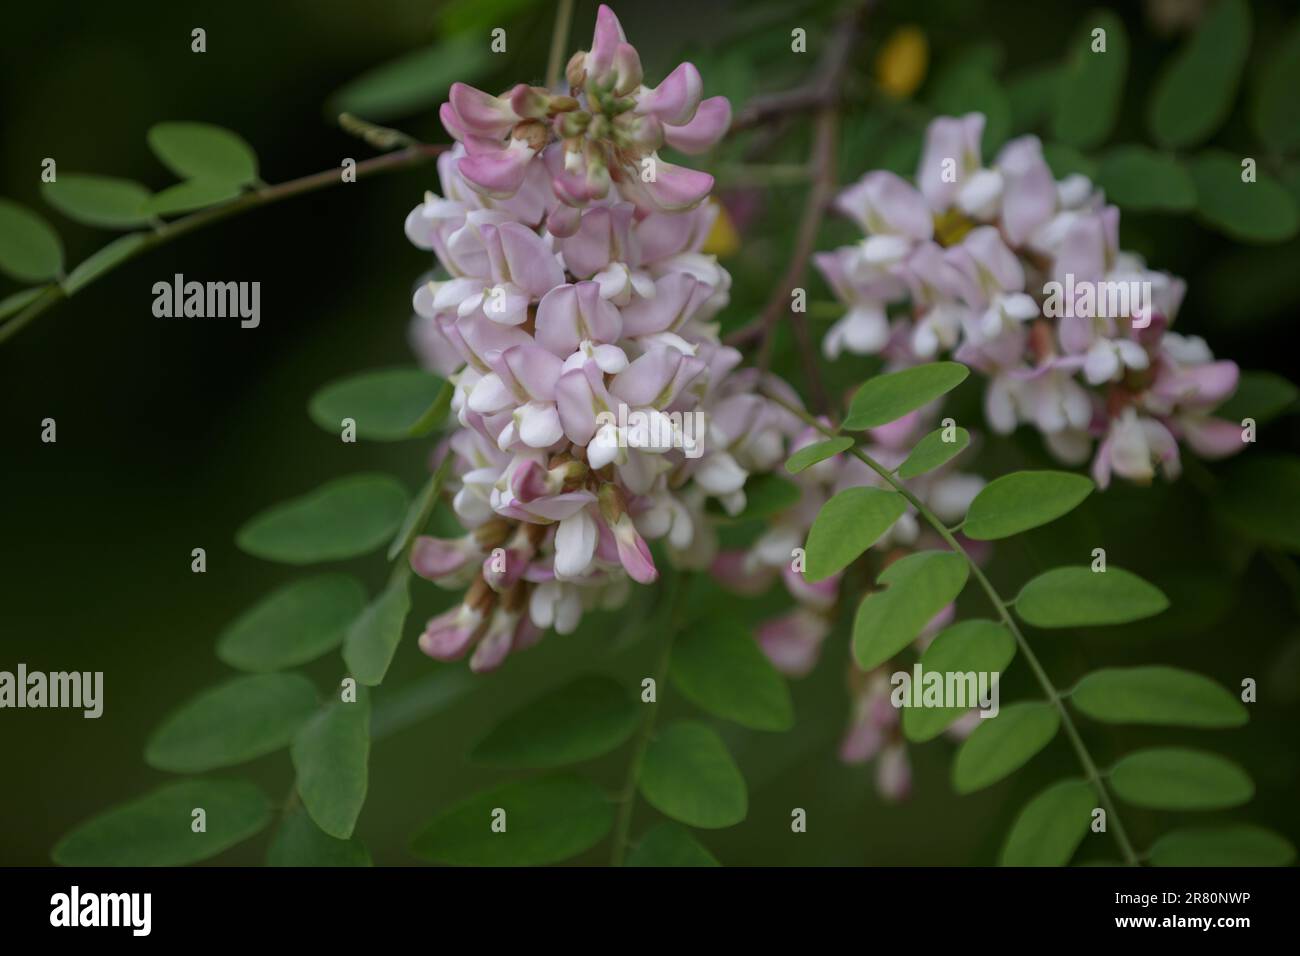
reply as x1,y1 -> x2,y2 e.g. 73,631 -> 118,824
1,0 -> 1298,865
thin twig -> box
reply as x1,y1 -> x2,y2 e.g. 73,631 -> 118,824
0,143 -> 448,347
546,0 -> 576,92
762,386 -> 1142,867
727,1 -> 872,134
750,106 -> 838,416
724,2 -> 873,416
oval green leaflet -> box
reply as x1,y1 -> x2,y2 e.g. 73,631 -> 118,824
853,551 -> 969,669
144,673 -> 319,773
1110,748 -> 1254,811
804,486 -> 907,583
1015,566 -> 1167,628
952,701 -> 1060,794
843,362 -> 969,430
962,470 -> 1093,540
1069,666 -> 1247,728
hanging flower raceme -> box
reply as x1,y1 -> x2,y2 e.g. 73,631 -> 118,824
813,113 -> 1244,489
402,4 -> 799,672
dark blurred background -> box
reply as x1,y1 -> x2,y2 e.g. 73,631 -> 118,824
2,0 -> 1298,866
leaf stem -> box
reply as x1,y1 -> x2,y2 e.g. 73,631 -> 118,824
760,387 -> 1141,867
0,142 -> 448,347
609,570 -> 689,867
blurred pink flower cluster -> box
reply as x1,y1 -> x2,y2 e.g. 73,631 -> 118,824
814,113 -> 1244,489
403,5 -> 800,671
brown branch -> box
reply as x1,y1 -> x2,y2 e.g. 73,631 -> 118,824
749,106 -> 838,419
0,143 -> 448,347
723,2 -> 873,416
727,0 -> 872,134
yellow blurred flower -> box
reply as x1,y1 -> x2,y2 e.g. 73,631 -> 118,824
875,26 -> 929,98
701,199 -> 740,258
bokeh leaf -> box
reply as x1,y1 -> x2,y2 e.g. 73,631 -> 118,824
145,673 -> 319,773
844,362 -> 969,430
1253,17 -> 1300,153
904,620 -> 1015,742
1051,10 -> 1128,149
471,675 -> 639,767
639,721 -> 747,829
147,122 -> 259,186
1149,0 -> 1251,149
1214,455 -> 1300,553
1015,566 -> 1168,628
237,473 -> 409,564
308,368 -> 448,441
929,60 -> 1011,155
1042,142 -> 1097,179
1110,748 -> 1254,811
670,618 -> 794,731
329,34 -> 494,122
1070,666 -> 1247,728
627,822 -> 720,867
0,199 -> 63,281
785,436 -> 853,474
1190,151 -> 1298,243
53,779 -> 271,866
731,474 -> 800,521
41,174 -> 152,228
963,470 -> 1093,540
410,774 -> 613,865
1149,825 -> 1295,867
342,573 -> 412,687
1215,370 -> 1297,423
267,807 -> 372,867
898,426 -> 969,479
854,551 -> 970,669
952,701 -> 1059,793
805,486 -> 907,582
292,685 -> 370,839
1095,146 -> 1195,212
217,574 -> 367,672
999,778 -> 1094,866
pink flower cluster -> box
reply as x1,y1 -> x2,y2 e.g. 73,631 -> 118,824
404,6 -> 797,671
813,113 -> 1243,489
